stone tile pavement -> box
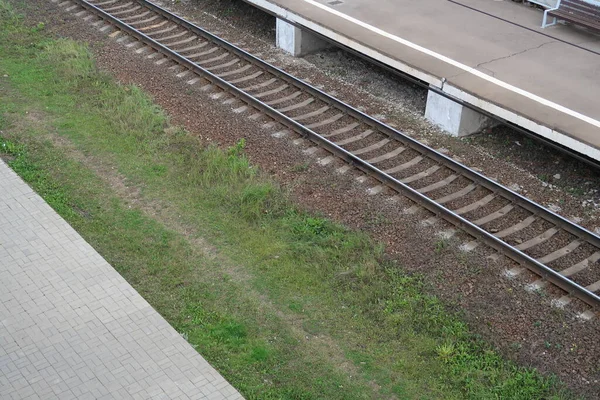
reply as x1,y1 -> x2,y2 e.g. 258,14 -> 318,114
0,158 -> 243,399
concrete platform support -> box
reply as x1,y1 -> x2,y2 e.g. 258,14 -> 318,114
425,88 -> 495,137
276,18 -> 329,56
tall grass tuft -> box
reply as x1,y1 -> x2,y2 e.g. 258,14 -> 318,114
42,39 -> 96,79
0,0 -> 20,28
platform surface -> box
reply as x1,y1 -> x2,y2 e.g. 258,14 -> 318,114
246,0 -> 600,159
0,159 -> 243,399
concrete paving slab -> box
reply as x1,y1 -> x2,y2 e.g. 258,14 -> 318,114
0,159 -> 244,399
245,0 -> 600,160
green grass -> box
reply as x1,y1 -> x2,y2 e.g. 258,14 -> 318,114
0,1 -> 573,398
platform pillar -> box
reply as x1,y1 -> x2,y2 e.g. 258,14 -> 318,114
425,88 -> 495,137
276,18 -> 329,57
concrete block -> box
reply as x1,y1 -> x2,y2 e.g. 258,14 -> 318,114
276,18 -> 329,57
425,88 -> 495,137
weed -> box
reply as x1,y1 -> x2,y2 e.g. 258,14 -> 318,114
434,237 -> 449,253
32,21 -> 44,32
248,345 -> 271,363
149,164 -> 167,176
0,0 -> 20,25
436,342 -> 456,362
365,212 -> 388,228
290,161 -> 310,172
567,186 -> 585,197
42,39 -> 96,79
228,138 -> 245,157
1,138 -> 22,156
291,215 -> 329,237
467,264 -> 481,276
570,343 -> 578,353
287,300 -> 304,313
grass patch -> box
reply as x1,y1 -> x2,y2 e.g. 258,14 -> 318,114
0,1 -> 572,398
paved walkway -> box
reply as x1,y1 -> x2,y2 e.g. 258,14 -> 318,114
0,158 -> 243,399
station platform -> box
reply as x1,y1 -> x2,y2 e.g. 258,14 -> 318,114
244,0 -> 600,162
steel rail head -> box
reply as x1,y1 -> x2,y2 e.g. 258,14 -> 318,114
72,0 -> 600,309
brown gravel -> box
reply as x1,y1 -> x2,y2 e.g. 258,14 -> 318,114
18,0 -> 600,397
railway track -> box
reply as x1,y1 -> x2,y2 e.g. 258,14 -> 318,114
54,0 -> 600,314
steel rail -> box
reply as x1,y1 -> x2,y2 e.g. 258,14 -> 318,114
73,0 -> 600,309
